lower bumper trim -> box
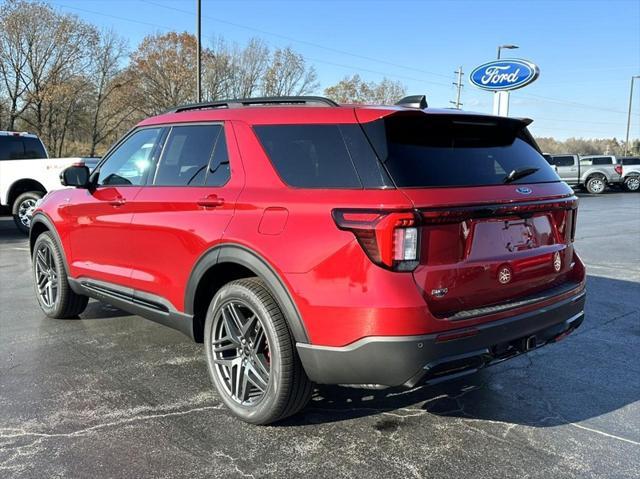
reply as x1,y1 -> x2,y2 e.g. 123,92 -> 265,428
297,290 -> 585,388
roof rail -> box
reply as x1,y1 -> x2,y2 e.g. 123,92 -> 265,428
168,96 -> 339,113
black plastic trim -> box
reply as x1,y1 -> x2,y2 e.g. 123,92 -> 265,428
296,289 -> 585,387
29,213 -> 69,271
184,243 -> 309,343
68,278 -> 194,339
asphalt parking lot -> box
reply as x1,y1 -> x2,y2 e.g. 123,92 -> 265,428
1,191 -> 639,478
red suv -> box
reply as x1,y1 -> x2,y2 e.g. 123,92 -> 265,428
30,96 -> 586,424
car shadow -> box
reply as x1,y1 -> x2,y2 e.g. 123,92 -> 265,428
280,275 -> 639,429
80,300 -> 133,320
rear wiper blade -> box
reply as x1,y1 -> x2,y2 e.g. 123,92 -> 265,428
503,167 -> 539,184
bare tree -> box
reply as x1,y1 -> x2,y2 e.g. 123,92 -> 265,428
129,32 -> 208,115
86,29 -> 133,156
262,47 -> 318,96
325,74 -> 406,104
229,38 -> 270,98
0,0 -> 32,129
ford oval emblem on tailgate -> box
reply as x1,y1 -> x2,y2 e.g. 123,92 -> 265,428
516,187 -> 532,195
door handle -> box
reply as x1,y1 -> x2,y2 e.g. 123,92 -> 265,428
109,196 -> 126,207
197,195 -> 225,208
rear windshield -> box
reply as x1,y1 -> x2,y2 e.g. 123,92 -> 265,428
361,114 -> 560,188
0,135 -> 47,161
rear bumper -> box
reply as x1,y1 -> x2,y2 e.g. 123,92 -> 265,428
297,288 -> 585,387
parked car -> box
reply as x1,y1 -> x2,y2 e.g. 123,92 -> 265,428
545,154 -> 622,194
30,96 -> 586,424
618,156 -> 640,192
0,130 -> 99,233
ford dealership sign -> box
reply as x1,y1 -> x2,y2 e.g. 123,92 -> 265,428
470,59 -> 539,91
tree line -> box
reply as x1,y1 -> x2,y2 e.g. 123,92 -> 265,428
536,137 -> 639,157
0,0 -> 406,157
2,1 -> 632,158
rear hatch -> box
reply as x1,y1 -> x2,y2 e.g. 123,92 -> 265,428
358,110 -> 580,320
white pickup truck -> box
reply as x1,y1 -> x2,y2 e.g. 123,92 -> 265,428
0,131 -> 99,233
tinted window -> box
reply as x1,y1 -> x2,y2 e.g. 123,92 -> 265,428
362,115 -> 559,188
550,155 -> 575,167
0,136 -> 47,161
98,128 -> 163,186
621,157 -> 640,165
205,129 -> 230,186
581,156 -> 613,166
154,124 -> 221,186
254,125 -> 362,188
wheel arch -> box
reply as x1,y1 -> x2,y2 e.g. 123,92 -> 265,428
186,244 -> 309,345
29,213 -> 69,272
7,179 -> 47,208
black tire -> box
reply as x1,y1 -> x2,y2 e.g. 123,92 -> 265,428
204,278 -> 312,424
12,191 -> 44,234
32,231 -> 88,319
585,175 -> 606,194
623,175 -> 640,192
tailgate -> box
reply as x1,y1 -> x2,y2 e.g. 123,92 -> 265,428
410,194 -> 579,318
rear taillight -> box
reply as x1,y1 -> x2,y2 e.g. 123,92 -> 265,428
332,210 -> 420,271
614,165 -> 623,175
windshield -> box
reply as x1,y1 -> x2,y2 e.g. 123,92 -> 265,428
361,114 -> 560,188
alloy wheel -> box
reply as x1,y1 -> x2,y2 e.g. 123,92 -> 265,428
211,300 -> 271,406
34,243 -> 58,308
589,178 -> 605,193
18,198 -> 37,228
626,177 -> 640,191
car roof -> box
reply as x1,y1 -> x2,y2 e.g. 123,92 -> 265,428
0,130 -> 39,138
137,104 -> 525,128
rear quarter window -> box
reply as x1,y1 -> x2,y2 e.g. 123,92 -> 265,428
254,124 -> 363,188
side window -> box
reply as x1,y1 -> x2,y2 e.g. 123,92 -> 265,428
580,158 -> 593,166
98,128 -> 163,186
205,129 -> 230,186
254,124 -> 362,188
551,156 -> 575,167
0,137 -> 24,161
154,124 -> 222,186
592,157 -> 613,165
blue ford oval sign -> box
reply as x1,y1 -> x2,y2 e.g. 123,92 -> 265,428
470,59 -> 539,91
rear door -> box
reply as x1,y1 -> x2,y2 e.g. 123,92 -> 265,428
358,112 -> 578,319
127,122 -> 244,310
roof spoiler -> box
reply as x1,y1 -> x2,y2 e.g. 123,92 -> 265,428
395,95 -> 428,109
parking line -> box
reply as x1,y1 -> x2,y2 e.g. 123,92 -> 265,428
570,422 -> 640,446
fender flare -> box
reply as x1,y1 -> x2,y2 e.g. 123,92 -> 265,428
29,212 -> 70,273
185,244 -> 310,344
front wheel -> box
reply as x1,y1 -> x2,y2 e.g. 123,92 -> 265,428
33,232 -> 88,318
204,278 -> 312,424
13,191 -> 43,234
585,175 -> 606,194
623,175 -> 640,192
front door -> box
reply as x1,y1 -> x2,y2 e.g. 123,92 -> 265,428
65,127 -> 165,287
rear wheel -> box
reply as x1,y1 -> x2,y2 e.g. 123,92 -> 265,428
623,175 -> 640,192
204,278 -> 312,424
13,191 -> 43,234
33,232 -> 88,318
585,175 -> 606,194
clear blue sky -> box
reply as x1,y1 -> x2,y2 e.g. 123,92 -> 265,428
47,0 -> 640,140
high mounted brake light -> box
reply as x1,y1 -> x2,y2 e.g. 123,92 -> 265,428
332,210 -> 420,271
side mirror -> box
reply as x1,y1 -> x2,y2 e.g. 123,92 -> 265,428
60,165 -> 91,188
